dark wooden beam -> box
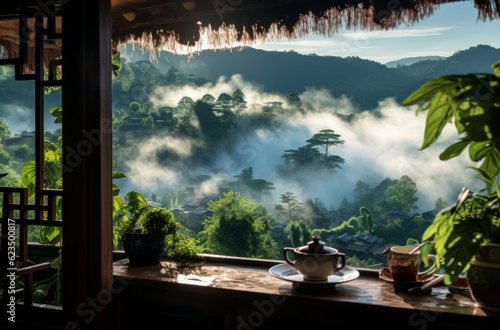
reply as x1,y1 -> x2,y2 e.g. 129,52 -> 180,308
62,0 -> 113,328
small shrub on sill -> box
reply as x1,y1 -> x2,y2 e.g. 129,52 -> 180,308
137,207 -> 177,236
117,206 -> 203,264
163,233 -> 204,264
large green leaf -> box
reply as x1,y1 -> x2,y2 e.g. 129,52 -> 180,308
441,220 -> 483,284
40,226 -> 61,244
49,107 -> 63,123
112,53 -> 121,78
420,92 -> 452,150
112,230 -> 119,250
45,150 -> 60,163
21,160 -> 36,186
402,76 -> 459,106
492,60 -> 500,78
112,183 -> 120,196
439,139 -> 469,160
469,140 -> 492,161
112,195 -> 124,219
112,170 -> 126,179
20,160 -> 36,196
478,144 -> 500,188
125,191 -> 149,214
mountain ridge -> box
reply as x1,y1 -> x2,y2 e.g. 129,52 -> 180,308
384,56 -> 446,68
2,44 -> 499,133
119,44 -> 500,110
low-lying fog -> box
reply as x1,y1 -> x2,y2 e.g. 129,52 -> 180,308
116,73 -> 478,213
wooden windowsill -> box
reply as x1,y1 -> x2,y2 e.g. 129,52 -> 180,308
113,254 -> 499,329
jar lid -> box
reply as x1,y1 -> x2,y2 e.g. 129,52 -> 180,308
297,235 -> 337,255
470,256 -> 500,269
474,243 -> 500,263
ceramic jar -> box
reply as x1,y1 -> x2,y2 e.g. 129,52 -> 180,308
467,243 -> 500,311
123,233 -> 166,266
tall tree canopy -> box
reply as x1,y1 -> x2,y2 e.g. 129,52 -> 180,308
359,206 -> 374,233
198,191 -> 279,259
0,117 -> 11,139
386,175 -> 419,212
280,129 -> 345,171
225,167 -> 275,201
274,191 -> 303,221
284,220 -> 311,247
306,129 -> 345,158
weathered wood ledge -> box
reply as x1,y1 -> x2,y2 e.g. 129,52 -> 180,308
113,254 -> 499,329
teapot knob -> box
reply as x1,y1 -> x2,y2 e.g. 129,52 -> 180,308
307,235 -> 325,251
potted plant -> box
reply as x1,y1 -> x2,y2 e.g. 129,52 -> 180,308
118,206 -> 178,266
402,60 -> 500,311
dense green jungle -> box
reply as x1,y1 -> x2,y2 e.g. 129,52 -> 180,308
1,44 -> 499,267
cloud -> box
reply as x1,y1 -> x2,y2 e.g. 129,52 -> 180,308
116,135 -> 193,193
299,88 -> 357,115
149,74 -> 282,108
119,75 -> 477,212
0,103 -> 35,134
341,26 -> 456,40
264,96 -> 475,210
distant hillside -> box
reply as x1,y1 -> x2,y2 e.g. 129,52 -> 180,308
122,46 -> 414,110
395,45 -> 500,79
384,56 -> 445,68
2,43 -> 498,131
120,44 -> 500,111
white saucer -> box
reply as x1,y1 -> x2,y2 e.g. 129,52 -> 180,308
269,263 -> 360,289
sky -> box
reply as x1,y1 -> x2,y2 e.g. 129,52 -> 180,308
251,1 -> 500,64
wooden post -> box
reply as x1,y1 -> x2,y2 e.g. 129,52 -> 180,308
62,0 -> 113,328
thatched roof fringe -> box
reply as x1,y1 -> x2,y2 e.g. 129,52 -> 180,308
3,1 -> 498,64
475,0 -> 500,19
0,40 -> 16,59
125,30 -> 185,62
203,23 -> 243,51
112,4 -> 453,57
0,38 -> 61,74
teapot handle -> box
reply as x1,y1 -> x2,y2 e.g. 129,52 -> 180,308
283,247 -> 295,266
336,252 -> 346,271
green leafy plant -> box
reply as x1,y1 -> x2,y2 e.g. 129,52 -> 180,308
113,189 -> 150,245
116,206 -> 203,263
115,205 -> 168,241
137,207 -> 177,235
32,249 -> 63,306
402,60 -> 500,285
163,226 -> 203,264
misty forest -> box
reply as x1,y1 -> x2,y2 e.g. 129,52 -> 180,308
1,45 -> 497,268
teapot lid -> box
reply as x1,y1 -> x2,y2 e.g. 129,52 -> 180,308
298,235 -> 337,255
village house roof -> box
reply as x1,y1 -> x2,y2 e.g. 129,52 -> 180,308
345,242 -> 370,253
357,234 -> 385,245
368,245 -> 388,255
333,233 -> 354,244
189,206 -> 212,216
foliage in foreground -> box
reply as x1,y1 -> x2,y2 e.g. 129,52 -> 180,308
403,60 -> 500,284
198,191 -> 279,259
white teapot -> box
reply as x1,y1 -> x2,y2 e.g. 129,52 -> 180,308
284,235 -> 346,281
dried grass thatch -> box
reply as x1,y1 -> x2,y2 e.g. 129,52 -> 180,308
0,16 -> 62,74
0,0 -> 499,65
110,0 -> 500,56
